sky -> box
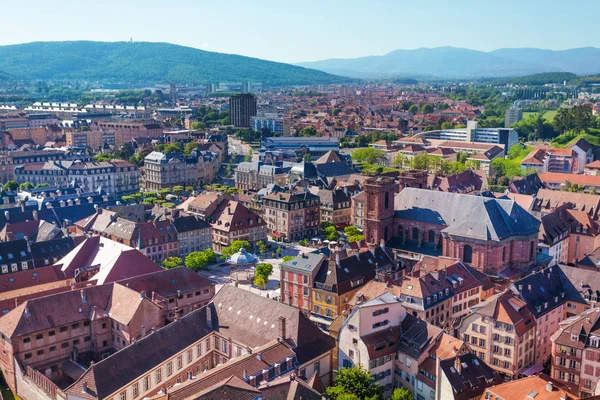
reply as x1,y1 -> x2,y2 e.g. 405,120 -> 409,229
1,0 -> 599,64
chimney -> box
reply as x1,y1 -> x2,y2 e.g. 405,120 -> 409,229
206,305 -> 213,329
80,290 -> 86,304
141,325 -> 146,337
32,210 -> 38,221
243,370 -> 248,380
24,304 -> 30,317
454,357 -> 462,374
140,291 -> 146,299
4,211 -> 8,221
546,381 -> 553,392
278,317 -> 286,340
257,353 -> 262,361
380,239 -> 386,253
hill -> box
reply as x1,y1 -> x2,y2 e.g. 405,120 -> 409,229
0,41 -> 349,86
297,46 -> 600,78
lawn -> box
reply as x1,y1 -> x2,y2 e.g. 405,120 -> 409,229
523,109 -> 558,122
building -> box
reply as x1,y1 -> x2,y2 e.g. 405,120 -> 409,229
58,285 -> 335,400
234,161 -> 291,191
251,115 -> 291,136
538,207 -> 571,266
457,291 -> 537,379
373,182 -> 541,275
482,374 -> 585,400
280,251 -> 327,314
90,121 -> 163,148
521,147 -> 579,173
351,191 -> 366,229
14,160 -> 140,194
438,353 -> 501,400
0,282 -> 165,394
338,292 -> 407,398
551,308 -> 600,397
505,106 -> 523,128
316,188 -> 351,227
262,191 -> 320,242
142,150 -> 216,191
538,172 -> 600,193
230,93 -> 257,128
209,200 -> 267,252
261,137 -> 340,159
171,213 -> 212,256
416,121 -> 519,150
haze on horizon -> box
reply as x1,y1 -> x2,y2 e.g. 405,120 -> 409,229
1,0 -> 598,64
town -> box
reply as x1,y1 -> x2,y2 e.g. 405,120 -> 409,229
2,3 -> 600,399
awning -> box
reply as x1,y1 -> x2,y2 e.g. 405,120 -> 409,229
518,363 -> 543,377
271,232 -> 284,238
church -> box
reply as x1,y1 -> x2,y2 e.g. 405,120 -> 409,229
362,177 -> 541,276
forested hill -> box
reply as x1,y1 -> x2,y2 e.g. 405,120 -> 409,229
0,41 -> 350,86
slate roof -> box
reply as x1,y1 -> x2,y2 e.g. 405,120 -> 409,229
171,214 -> 211,233
117,267 -> 213,299
396,314 -> 443,360
439,353 -> 500,400
510,265 -> 569,319
510,173 -> 545,195
394,188 -> 540,241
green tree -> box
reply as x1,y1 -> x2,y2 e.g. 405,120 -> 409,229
257,240 -> 268,257
35,183 -> 49,188
344,226 -> 361,237
282,255 -> 295,262
325,226 -> 339,241
304,153 -> 312,162
422,103 -> 434,114
172,186 -> 184,195
184,142 -> 203,156
221,240 -> 252,258
299,126 -> 318,137
190,121 -> 206,130
185,249 -> 216,271
392,153 -> 406,168
326,366 -> 382,400
254,263 -> 274,288
163,256 -> 182,269
351,148 -> 387,165
321,221 -> 334,231
408,104 -> 419,114
185,186 -> 194,192
164,143 -> 183,153
390,387 -> 413,400
3,180 -> 18,191
19,182 -> 34,191
159,188 -> 172,197
299,238 -> 310,246
590,186 -> 597,195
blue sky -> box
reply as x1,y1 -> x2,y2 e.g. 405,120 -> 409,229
1,0 -> 598,63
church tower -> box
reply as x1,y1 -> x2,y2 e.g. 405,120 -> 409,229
363,177 -> 398,245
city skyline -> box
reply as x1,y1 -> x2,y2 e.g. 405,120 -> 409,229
1,0 -> 598,64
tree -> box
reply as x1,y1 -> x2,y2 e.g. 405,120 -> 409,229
35,183 -> 49,188
159,188 -> 172,197
321,221 -> 334,231
254,263 -> 273,288
304,153 -> 312,162
591,186 -> 598,195
190,121 -> 206,130
325,226 -> 339,241
19,182 -> 34,191
282,255 -> 295,262
221,240 -> 252,258
164,143 -> 183,153
408,104 -> 419,114
3,180 -> 18,191
398,119 -> 409,132
184,142 -> 203,156
185,186 -> 194,193
299,238 -> 310,246
172,186 -> 184,195
185,249 -> 216,271
326,366 -> 382,400
422,104 -> 434,114
163,256 -> 182,269
351,148 -> 387,165
390,387 -> 412,400
257,240 -> 268,257
393,153 -> 406,168
299,126 -> 318,137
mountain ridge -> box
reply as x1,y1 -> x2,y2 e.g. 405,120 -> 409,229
297,46 -> 600,78
0,41 -> 350,86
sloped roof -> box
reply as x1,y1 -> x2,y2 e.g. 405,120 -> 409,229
394,188 -> 539,241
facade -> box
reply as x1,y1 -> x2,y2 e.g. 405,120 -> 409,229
234,161 -> 291,191
261,136 -> 340,159
351,191 -> 366,229
505,106 -> 523,128
317,188 -> 351,227
90,122 -> 163,148
209,200 -> 267,252
370,184 -> 541,275
230,93 -> 257,128
551,308 -> 600,397
416,120 -> 519,150
521,147 -> 579,173
171,214 -> 212,256
338,292 -> 408,398
142,150 -> 216,191
457,291 -> 537,379
251,115 -> 291,136
262,191 -> 320,241
280,252 -> 328,314
14,160 -> 139,194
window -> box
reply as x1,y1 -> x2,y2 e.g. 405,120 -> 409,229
48,330 -> 55,337
166,362 -> 172,376
132,382 -> 139,398
188,349 -> 193,363
23,337 -> 30,344
49,346 -> 56,352
417,380 -> 423,391
24,353 -> 32,359
61,342 -> 69,348
142,376 -> 150,391
119,392 -> 126,400
155,369 -> 162,383
463,245 -> 473,264
177,355 -> 183,369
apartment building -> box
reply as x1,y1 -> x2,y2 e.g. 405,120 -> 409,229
280,252 -> 327,314
171,214 -> 212,256
209,200 -> 267,252
521,147 -> 579,173
317,188 -> 351,227
551,308 -> 600,397
142,150 -> 216,191
234,161 -> 291,191
457,291 -> 537,379
262,191 -> 320,242
14,159 -> 139,194
338,292 -> 407,398
90,121 -> 163,148
351,191 -> 366,229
